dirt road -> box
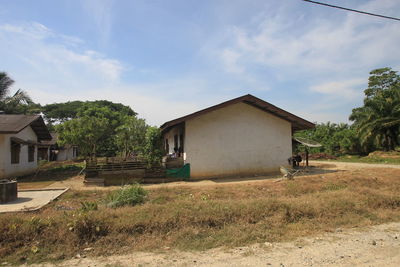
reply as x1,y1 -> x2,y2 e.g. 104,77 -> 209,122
27,222 -> 400,267
310,160 -> 400,170
45,160 -> 399,191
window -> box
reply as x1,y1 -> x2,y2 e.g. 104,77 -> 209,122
28,145 -> 35,162
11,141 -> 20,164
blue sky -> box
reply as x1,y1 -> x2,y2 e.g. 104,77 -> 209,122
1,0 -> 400,126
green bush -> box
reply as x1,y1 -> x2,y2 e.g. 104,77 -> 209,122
107,184 -> 148,208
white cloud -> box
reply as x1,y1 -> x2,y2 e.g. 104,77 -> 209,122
221,48 -> 243,73
0,22 -> 52,40
0,21 -> 123,83
310,78 -> 366,100
219,0 -> 400,75
82,0 -> 115,47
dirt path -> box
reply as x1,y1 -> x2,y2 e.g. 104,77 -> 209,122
44,160 -> 399,191
27,222 -> 400,267
310,160 -> 400,170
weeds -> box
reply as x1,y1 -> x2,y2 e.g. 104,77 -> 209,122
106,184 -> 148,208
323,182 -> 347,191
1,167 -> 400,265
69,213 -> 109,243
80,201 -> 98,212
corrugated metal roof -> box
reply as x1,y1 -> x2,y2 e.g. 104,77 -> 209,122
160,94 -> 315,132
0,115 -> 52,141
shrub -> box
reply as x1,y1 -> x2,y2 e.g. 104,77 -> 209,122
107,184 -> 148,208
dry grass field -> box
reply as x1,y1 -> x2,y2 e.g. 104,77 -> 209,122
1,163 -> 400,265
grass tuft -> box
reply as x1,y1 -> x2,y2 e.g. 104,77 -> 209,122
106,184 -> 148,208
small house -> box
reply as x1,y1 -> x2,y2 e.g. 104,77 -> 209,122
38,133 -> 78,161
0,115 -> 51,178
161,94 -> 314,179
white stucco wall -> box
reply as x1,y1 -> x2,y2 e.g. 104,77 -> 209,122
56,147 -> 76,161
184,102 -> 292,178
0,126 -> 38,179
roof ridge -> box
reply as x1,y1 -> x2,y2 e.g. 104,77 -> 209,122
160,94 -> 314,132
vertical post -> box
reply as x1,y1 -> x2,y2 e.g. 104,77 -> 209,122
306,148 -> 309,167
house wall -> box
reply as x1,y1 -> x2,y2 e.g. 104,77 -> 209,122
185,102 -> 292,178
0,126 -> 38,179
57,147 -> 77,161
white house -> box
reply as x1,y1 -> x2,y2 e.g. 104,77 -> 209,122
161,94 -> 315,179
38,133 -> 78,162
0,115 -> 51,179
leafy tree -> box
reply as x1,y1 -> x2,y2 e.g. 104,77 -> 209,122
115,116 -> 148,158
295,122 -> 360,155
42,101 -> 84,123
56,106 -> 112,159
349,68 -> 400,151
42,100 -> 137,124
143,127 -> 163,167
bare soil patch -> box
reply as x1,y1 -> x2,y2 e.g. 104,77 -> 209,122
24,222 -> 400,267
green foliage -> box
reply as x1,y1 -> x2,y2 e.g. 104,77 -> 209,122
0,71 -> 14,100
350,67 -> 400,151
106,184 -> 148,208
295,122 -> 360,155
42,101 -> 83,123
54,101 -> 143,157
143,127 -> 163,167
56,106 -> 112,158
0,72 -> 39,114
115,116 -> 148,158
42,100 -> 136,123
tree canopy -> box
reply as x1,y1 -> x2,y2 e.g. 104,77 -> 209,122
294,122 -> 360,155
56,104 -> 142,158
349,68 -> 400,151
42,100 -> 137,123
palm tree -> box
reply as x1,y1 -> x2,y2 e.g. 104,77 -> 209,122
350,68 -> 400,151
0,72 -> 34,113
0,72 -> 14,101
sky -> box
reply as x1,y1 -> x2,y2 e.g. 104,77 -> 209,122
1,0 -> 400,126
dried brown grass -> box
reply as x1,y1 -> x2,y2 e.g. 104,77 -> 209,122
1,167 -> 400,265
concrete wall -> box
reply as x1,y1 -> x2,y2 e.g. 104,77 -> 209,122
57,146 -> 77,161
185,102 -> 292,178
0,126 -> 38,179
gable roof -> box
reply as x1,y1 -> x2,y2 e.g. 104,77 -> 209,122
160,94 -> 315,132
0,115 -> 52,141
39,132 -> 58,146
